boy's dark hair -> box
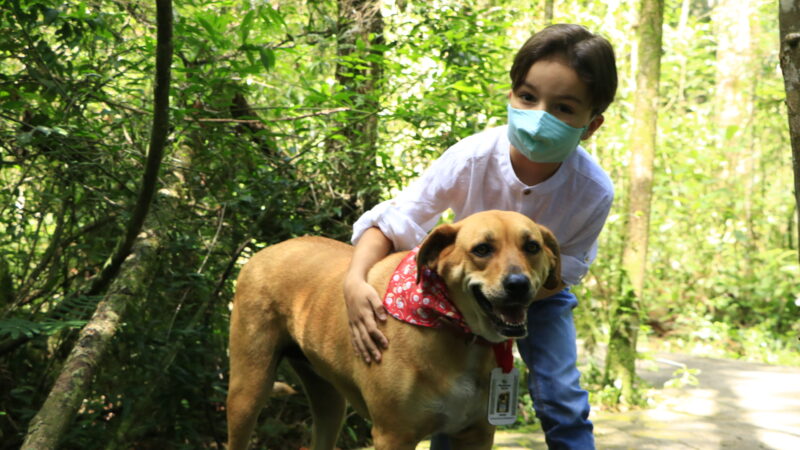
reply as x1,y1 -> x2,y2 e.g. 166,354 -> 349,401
510,24 -> 618,115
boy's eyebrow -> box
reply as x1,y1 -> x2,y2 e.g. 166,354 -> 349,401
518,82 -> 585,105
555,94 -> 584,105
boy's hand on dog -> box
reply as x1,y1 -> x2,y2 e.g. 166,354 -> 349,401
344,277 -> 389,363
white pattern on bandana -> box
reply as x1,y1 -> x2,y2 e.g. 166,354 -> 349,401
383,247 -> 471,333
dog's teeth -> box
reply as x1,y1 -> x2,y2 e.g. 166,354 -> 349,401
496,307 -> 526,325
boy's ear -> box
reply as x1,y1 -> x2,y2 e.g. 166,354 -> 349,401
581,114 -> 605,140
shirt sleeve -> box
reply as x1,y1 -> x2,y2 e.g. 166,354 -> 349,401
352,146 -> 470,251
558,191 -> 614,286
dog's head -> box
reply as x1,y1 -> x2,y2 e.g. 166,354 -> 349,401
416,210 -> 561,342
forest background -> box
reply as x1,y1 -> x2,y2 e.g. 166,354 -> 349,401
1,0 -> 798,448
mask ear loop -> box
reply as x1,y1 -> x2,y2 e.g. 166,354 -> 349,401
580,115 -> 598,140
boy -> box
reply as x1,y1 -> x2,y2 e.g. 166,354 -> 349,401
344,24 -> 617,449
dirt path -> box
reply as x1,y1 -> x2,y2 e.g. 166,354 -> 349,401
489,352 -> 800,449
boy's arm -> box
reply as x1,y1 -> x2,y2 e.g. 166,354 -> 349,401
344,226 -> 393,364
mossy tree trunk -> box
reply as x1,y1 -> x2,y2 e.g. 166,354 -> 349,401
779,0 -> 800,265
605,0 -> 663,406
21,234 -> 159,449
20,0 -> 173,446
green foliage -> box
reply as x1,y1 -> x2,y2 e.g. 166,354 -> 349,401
662,366 -> 700,389
570,0 -> 798,406
0,317 -> 87,339
380,0 -> 516,177
580,355 -> 651,411
508,353 -> 538,428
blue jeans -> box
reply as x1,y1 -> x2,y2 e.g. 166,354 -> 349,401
430,289 -> 594,449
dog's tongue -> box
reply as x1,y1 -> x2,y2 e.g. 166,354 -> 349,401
495,306 -> 526,325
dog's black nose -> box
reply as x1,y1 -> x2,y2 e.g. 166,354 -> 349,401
503,273 -> 531,297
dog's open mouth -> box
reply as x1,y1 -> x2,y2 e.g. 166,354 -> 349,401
471,285 -> 528,337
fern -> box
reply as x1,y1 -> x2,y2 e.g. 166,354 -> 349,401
0,317 -> 87,339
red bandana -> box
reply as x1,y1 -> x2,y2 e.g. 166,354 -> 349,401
383,247 -> 515,372
383,247 -> 471,333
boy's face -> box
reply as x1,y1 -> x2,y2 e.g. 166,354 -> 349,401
508,57 -> 604,140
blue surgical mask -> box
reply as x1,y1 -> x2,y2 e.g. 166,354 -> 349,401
507,104 -> 588,163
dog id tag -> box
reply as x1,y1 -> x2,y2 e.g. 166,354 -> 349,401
487,366 -> 519,426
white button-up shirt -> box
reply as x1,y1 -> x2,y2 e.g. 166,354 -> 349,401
352,125 -> 614,286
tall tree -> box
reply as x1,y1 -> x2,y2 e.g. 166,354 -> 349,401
713,0 -> 754,140
544,0 -> 554,23
780,0 -> 800,264
713,0 -> 758,249
330,0 -> 386,223
21,235 -> 159,449
20,0 -> 173,446
605,0 -> 664,405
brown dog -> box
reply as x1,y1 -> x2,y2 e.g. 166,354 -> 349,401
227,210 -> 561,449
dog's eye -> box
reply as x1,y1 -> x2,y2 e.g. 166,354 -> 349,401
524,240 -> 541,254
471,243 -> 493,257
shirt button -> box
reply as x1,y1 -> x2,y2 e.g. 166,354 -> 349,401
523,189 -> 532,195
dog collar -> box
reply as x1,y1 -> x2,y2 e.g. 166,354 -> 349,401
383,247 -> 471,333
492,339 -> 514,373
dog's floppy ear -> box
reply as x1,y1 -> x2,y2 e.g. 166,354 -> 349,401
416,223 -> 458,283
539,225 -> 562,290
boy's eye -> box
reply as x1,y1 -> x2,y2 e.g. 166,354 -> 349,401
558,104 -> 575,114
520,93 -> 537,103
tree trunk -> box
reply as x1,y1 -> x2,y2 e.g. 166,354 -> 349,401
714,0 -> 754,141
544,0 -> 554,24
21,234 -> 159,449
330,0 -> 385,221
85,0 -> 173,299
713,0 -> 757,256
606,0 -> 663,406
20,1 -> 172,445
780,0 -> 800,264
